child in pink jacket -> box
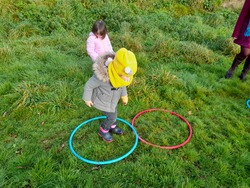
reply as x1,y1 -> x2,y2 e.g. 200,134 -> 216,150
86,20 -> 114,63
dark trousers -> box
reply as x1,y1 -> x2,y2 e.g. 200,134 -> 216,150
101,108 -> 117,130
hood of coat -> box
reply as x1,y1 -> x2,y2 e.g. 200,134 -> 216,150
92,52 -> 115,83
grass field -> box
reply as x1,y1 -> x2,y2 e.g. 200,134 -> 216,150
0,0 -> 249,187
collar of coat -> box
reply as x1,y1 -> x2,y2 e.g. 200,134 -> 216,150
92,52 -> 115,83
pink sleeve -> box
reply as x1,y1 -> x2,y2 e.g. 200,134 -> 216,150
86,35 -> 98,62
106,34 -> 114,52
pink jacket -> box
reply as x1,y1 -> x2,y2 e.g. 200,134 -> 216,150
86,32 -> 113,62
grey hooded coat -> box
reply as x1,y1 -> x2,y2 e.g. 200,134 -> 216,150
82,53 -> 127,113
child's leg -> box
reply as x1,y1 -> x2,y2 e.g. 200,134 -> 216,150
101,111 -> 117,130
239,56 -> 250,80
98,111 -> 117,142
106,108 -> 123,134
109,122 -> 123,135
225,54 -> 244,78
225,46 -> 250,78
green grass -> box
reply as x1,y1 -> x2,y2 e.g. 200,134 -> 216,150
0,0 -> 250,187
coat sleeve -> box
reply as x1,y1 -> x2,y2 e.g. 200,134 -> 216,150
106,34 -> 114,53
232,0 -> 250,38
82,76 -> 100,101
121,86 -> 128,97
86,35 -> 98,62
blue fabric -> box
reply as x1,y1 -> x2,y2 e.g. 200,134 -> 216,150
244,19 -> 250,37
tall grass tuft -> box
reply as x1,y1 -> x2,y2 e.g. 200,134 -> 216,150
175,41 -> 216,64
0,45 -> 12,63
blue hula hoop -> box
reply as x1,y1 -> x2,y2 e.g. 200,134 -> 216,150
69,116 -> 138,165
247,99 -> 250,109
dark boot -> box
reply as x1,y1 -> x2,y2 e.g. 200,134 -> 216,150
225,55 -> 245,78
109,124 -> 123,135
98,127 -> 113,142
239,57 -> 250,81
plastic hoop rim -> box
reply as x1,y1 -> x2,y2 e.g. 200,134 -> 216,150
69,116 -> 138,165
131,108 -> 192,149
247,99 -> 250,109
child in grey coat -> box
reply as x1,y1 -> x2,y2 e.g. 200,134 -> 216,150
82,48 -> 137,142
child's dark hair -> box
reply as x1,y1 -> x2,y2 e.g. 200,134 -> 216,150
92,20 -> 107,39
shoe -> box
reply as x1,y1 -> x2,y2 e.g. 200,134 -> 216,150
239,73 -> 247,81
225,69 -> 234,78
98,128 -> 113,142
109,127 -> 123,135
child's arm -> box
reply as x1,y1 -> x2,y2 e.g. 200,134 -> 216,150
121,87 -> 128,105
82,76 -> 100,107
106,34 -> 114,53
86,35 -> 98,62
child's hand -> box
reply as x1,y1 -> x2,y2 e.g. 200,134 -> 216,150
85,101 -> 93,107
121,96 -> 128,105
